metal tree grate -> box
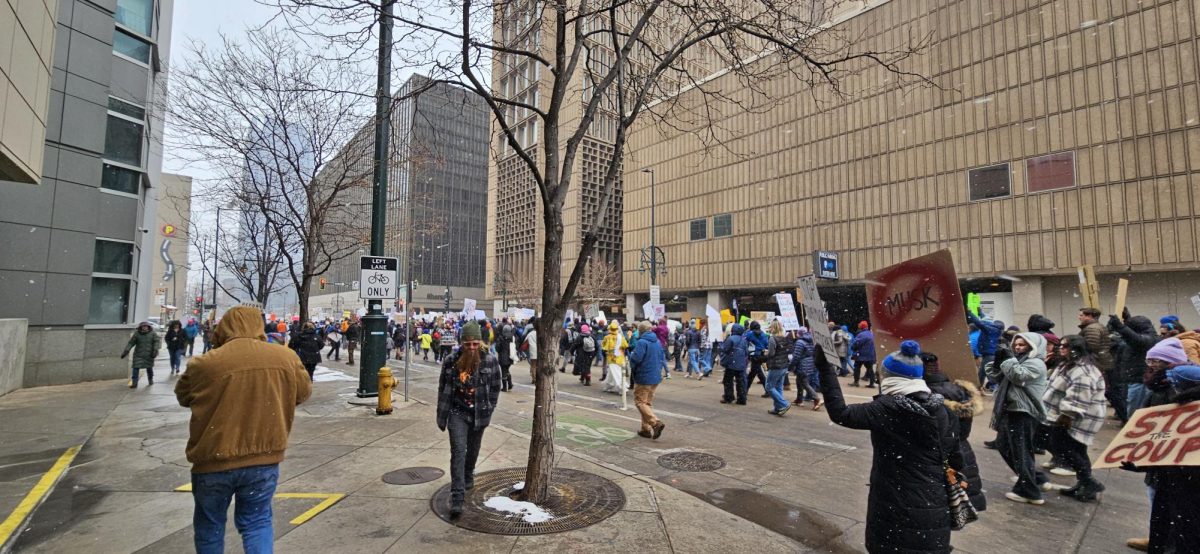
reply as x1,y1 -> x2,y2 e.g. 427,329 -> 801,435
382,467 -> 444,485
430,468 -> 625,535
657,451 -> 726,472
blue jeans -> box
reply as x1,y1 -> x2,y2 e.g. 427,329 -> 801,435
978,354 -> 995,388
1127,383 -> 1149,413
169,348 -> 183,371
192,464 -> 279,554
700,349 -> 713,375
688,349 -> 700,375
766,369 -> 790,412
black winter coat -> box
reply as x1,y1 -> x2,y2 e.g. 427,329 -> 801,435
925,373 -> 987,512
820,362 -> 961,554
766,335 -> 793,370
495,332 -> 513,368
1111,316 -> 1158,385
164,328 -> 189,352
289,331 -> 324,366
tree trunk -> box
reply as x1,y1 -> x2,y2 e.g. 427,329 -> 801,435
522,210 -> 565,504
298,276 -> 311,323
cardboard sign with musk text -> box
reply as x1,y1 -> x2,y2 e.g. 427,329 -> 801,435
865,249 -> 976,383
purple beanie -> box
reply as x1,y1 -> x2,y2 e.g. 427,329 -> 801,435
1146,338 -> 1189,365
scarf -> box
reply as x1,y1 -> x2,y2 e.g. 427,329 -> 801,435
879,376 -> 931,397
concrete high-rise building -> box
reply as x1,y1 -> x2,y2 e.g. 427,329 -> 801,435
150,173 -> 192,322
617,0 -> 1200,330
0,0 -> 175,388
310,75 -> 489,317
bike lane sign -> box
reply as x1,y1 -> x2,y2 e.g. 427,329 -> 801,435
359,256 -> 398,300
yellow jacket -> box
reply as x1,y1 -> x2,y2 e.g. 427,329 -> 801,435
602,332 -> 628,366
419,333 -> 433,349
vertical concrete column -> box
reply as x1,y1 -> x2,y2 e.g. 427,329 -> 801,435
626,293 -> 638,321
1010,277 -> 1044,330
705,290 -> 730,311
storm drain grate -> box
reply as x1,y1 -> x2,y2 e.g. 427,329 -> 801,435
382,467 -> 444,485
657,451 -> 726,472
430,468 -> 625,535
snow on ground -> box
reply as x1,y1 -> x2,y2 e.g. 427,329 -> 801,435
483,495 -> 553,524
314,366 -> 357,382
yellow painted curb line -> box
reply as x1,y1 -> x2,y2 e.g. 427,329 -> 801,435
173,484 -> 344,525
0,445 -> 82,546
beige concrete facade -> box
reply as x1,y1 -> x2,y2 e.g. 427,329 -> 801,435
152,173 -> 192,321
615,0 -> 1200,327
0,0 -> 56,183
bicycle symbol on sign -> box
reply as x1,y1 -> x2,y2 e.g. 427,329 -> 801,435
368,274 -> 390,285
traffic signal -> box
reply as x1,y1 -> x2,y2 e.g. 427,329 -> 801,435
195,296 -> 204,310
319,277 -> 327,290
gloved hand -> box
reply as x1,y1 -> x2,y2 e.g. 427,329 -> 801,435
992,348 -> 1012,367
1107,315 -> 1122,331
1122,307 -> 1132,322
1055,414 -> 1074,427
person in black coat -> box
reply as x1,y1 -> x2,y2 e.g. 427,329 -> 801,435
818,342 -> 962,554
922,352 -> 987,512
288,322 -> 325,381
164,320 -> 188,376
1109,313 -> 1158,414
494,323 -> 514,391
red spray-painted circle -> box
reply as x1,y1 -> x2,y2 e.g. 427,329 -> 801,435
867,259 -> 962,339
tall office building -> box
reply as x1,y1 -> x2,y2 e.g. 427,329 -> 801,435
150,172 -> 191,321
0,0 -> 175,387
310,74 -> 489,316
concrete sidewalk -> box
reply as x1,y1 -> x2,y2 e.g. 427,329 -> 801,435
0,356 -> 804,553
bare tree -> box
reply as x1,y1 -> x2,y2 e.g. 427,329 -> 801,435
264,0 -> 931,502
166,28 -> 375,322
576,257 -> 621,309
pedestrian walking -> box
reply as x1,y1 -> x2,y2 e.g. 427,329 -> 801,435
850,321 -> 877,387
185,318 -> 200,357
436,322 -> 502,518
574,324 -> 597,385
1043,335 -> 1108,503
967,312 -> 1005,392
201,319 -> 214,353
629,321 -> 666,439
345,319 -> 361,365
829,322 -> 852,376
439,326 -> 458,364
288,322 -> 324,381
523,318 -> 539,384
718,323 -> 749,405
420,329 -> 433,361
165,320 -> 188,376
819,342 -> 963,554
325,326 -> 342,361
122,321 -> 160,388
745,321 -> 770,396
790,327 -> 822,411
697,320 -> 713,379
1077,308 -> 1114,414
175,305 -> 312,553
922,351 -> 987,512
601,322 -> 629,392
671,329 -> 686,372
986,332 -> 1051,505
495,323 -> 515,391
1108,312 -> 1158,421
764,320 -> 794,416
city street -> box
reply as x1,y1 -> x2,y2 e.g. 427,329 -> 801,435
0,349 -> 1155,554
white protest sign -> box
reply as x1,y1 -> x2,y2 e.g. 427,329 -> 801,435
1191,293 -> 1200,317
473,309 -> 488,320
649,285 -> 661,305
775,292 -> 801,331
798,276 -> 840,366
706,305 -> 724,343
643,301 -> 655,320
462,298 -> 477,316
654,304 -> 666,321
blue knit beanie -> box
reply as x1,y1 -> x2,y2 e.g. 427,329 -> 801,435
882,340 -> 924,379
1161,315 -> 1181,326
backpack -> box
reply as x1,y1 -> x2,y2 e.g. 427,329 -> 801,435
583,336 -> 596,353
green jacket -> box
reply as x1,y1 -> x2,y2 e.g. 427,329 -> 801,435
124,328 -> 160,368
986,332 -> 1049,427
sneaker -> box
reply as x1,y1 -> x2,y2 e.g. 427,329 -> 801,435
1042,481 -> 1070,492
1050,467 -> 1076,477
761,393 -> 770,398
720,399 -> 732,404
129,382 -> 137,389
652,422 -> 666,439
736,400 -> 747,405
812,399 -> 823,411
1041,459 -> 1059,469
1126,538 -> 1149,551
777,405 -> 791,416
983,440 -> 998,450
449,497 -> 465,518
1004,492 -> 1045,505
637,430 -> 653,438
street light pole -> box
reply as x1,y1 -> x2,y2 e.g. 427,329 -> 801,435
212,206 -> 222,320
642,168 -> 657,286
436,243 -> 450,312
358,0 -> 394,398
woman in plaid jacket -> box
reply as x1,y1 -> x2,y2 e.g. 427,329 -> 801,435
1042,335 -> 1108,502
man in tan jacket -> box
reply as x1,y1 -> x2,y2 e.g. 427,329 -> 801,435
176,305 -> 311,553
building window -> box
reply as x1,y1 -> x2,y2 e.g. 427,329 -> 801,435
967,163 -> 1011,201
115,0 -> 154,36
713,213 -> 732,237
90,239 -> 135,324
1026,152 -> 1076,193
104,97 -> 145,167
113,29 -> 151,64
689,218 -> 707,241
101,163 -> 142,195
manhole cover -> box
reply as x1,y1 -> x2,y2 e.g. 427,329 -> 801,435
657,451 -> 726,472
383,467 -> 444,485
430,467 -> 624,535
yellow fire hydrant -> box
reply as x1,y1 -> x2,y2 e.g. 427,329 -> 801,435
377,367 -> 396,415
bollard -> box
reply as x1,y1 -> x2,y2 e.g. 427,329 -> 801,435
377,367 -> 395,415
